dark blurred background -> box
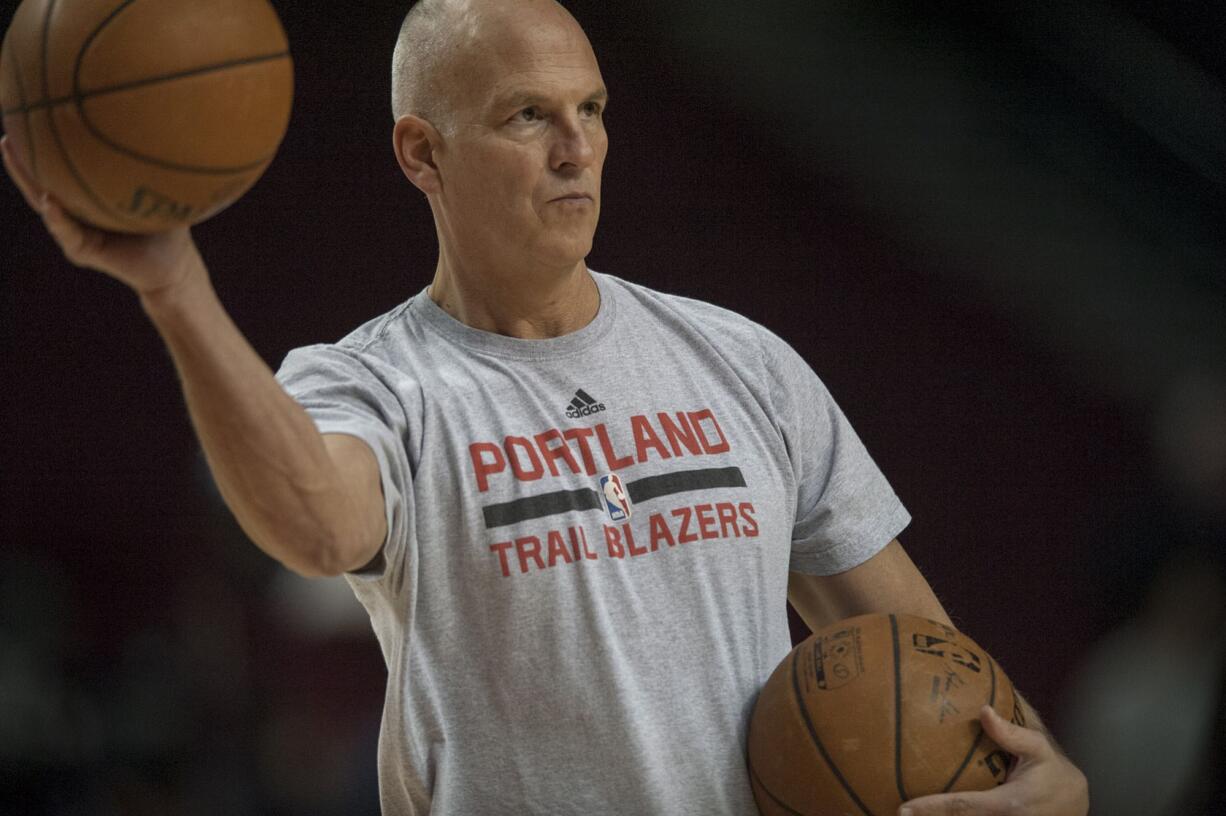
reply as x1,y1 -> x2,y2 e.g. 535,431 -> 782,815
2,1 -> 1224,814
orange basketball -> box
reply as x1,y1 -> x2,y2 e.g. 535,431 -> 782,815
1,0 -> 292,233
747,613 -> 1022,815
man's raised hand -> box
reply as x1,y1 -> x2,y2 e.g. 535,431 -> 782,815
2,134 -> 204,301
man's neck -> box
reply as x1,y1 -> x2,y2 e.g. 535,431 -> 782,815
428,257 -> 599,339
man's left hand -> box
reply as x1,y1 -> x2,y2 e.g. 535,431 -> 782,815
899,705 -> 1088,816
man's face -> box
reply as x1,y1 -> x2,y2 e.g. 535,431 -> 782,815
433,6 -> 608,273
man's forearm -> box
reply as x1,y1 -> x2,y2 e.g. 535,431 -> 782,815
140,262 -> 385,575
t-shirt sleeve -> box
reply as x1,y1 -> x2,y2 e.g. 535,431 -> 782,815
757,328 -> 911,575
275,343 -> 413,584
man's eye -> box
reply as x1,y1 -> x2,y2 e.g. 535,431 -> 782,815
581,102 -> 602,117
516,107 -> 540,122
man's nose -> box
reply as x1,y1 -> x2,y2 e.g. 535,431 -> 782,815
550,116 -> 597,172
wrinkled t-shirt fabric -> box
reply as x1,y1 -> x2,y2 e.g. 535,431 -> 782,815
275,271 -> 910,815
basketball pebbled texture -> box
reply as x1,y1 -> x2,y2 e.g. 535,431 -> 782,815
1,0 -> 292,233
747,613 -> 1022,816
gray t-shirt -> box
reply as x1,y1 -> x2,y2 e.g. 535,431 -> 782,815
275,272 -> 910,815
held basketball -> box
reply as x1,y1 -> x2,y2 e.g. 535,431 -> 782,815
0,0 -> 293,233
747,613 -> 1022,815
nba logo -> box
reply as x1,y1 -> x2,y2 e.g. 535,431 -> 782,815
600,473 -> 632,521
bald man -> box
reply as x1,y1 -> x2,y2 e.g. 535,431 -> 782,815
2,0 -> 1087,813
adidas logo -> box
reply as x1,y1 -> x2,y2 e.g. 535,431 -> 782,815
565,389 -> 607,419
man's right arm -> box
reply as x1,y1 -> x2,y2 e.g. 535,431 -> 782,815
3,136 -> 386,577
141,264 -> 388,577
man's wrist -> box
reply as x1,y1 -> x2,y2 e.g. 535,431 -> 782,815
139,256 -> 214,323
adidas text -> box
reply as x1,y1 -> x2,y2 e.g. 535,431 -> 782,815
566,402 -> 607,419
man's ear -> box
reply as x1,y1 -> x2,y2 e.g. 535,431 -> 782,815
393,114 -> 443,194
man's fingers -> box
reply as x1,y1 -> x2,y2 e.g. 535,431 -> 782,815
896,709 -> 1057,816
980,705 -> 1049,760
42,197 -> 103,266
899,788 -> 1008,816
3,135 -> 112,267
1,135 -> 47,212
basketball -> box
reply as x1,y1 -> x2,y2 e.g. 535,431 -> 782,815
0,0 -> 293,233
747,612 -> 1022,815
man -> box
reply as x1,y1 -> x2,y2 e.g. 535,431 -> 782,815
2,0 -> 1088,813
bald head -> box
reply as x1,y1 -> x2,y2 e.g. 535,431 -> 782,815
391,0 -> 592,131
389,0 -> 609,283
390,0 -> 458,126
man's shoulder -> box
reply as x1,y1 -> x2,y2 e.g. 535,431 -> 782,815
601,273 -> 816,384
276,294 -> 422,382
600,273 -> 770,339
330,297 -> 418,355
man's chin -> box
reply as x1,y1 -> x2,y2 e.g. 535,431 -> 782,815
536,235 -> 596,270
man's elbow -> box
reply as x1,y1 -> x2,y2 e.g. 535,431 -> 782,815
257,525 -> 383,579
294,535 -> 383,578
284,551 -> 344,579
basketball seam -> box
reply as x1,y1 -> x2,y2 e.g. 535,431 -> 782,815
941,654 -> 999,792
40,0 -> 131,225
3,23 -> 38,183
79,85 -> 284,175
74,53 -> 289,173
892,614 -> 909,804
61,0 -> 141,189
70,0 -> 139,114
745,745 -> 809,816
68,0 -> 289,176
791,639 -> 876,816
0,51 -> 290,119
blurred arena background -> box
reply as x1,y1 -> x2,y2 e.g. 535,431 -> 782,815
1,1 -> 1223,813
